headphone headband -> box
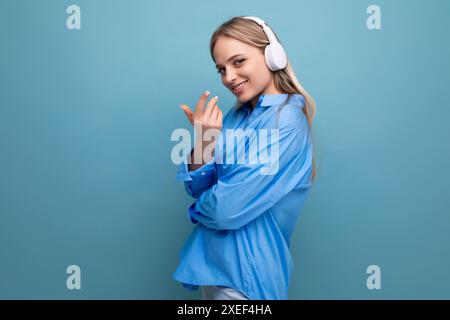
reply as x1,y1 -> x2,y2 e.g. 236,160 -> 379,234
241,16 -> 288,71
242,16 -> 278,44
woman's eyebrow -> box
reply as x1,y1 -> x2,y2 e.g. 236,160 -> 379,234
215,54 -> 245,68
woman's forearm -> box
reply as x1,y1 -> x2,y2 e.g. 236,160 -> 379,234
188,139 -> 216,171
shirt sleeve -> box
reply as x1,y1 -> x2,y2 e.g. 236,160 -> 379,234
176,152 -> 217,199
188,118 -> 313,230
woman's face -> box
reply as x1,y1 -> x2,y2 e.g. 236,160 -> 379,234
213,35 -> 280,107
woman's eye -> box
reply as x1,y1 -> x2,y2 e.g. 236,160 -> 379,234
217,59 -> 245,75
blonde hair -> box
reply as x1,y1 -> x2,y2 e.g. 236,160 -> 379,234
209,16 -> 317,182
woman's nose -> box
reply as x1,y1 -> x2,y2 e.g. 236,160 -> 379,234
225,70 -> 237,84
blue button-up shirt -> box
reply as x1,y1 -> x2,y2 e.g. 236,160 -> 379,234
173,93 -> 314,300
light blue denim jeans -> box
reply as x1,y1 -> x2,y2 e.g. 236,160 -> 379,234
201,285 -> 249,300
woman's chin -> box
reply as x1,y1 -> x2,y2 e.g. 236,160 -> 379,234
236,93 -> 250,103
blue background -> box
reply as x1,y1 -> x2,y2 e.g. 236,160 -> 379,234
1,0 -> 449,299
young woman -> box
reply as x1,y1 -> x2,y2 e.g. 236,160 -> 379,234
173,16 -> 316,300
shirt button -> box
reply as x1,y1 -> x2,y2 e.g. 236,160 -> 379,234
201,172 -> 206,175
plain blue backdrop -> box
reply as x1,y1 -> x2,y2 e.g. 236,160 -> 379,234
0,0 -> 449,299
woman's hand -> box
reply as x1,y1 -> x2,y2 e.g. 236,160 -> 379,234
180,91 -> 223,169
180,91 -> 223,130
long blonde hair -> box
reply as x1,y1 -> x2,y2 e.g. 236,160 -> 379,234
209,16 -> 317,182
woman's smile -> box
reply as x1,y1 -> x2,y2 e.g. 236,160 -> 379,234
232,80 -> 248,94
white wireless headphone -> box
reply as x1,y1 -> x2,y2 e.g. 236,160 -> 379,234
242,16 -> 288,71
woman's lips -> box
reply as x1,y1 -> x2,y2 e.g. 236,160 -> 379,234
232,80 -> 248,94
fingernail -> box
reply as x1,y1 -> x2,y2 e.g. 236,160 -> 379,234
205,91 -> 210,96
213,96 -> 218,100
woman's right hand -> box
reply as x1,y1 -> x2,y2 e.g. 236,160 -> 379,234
180,91 -> 223,131
180,91 -> 223,167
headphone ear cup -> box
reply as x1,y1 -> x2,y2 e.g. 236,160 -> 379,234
265,42 -> 287,71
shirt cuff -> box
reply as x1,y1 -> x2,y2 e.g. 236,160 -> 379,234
176,155 -> 216,182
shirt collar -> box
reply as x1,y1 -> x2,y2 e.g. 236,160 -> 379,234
241,93 -> 304,109
260,94 -> 289,107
